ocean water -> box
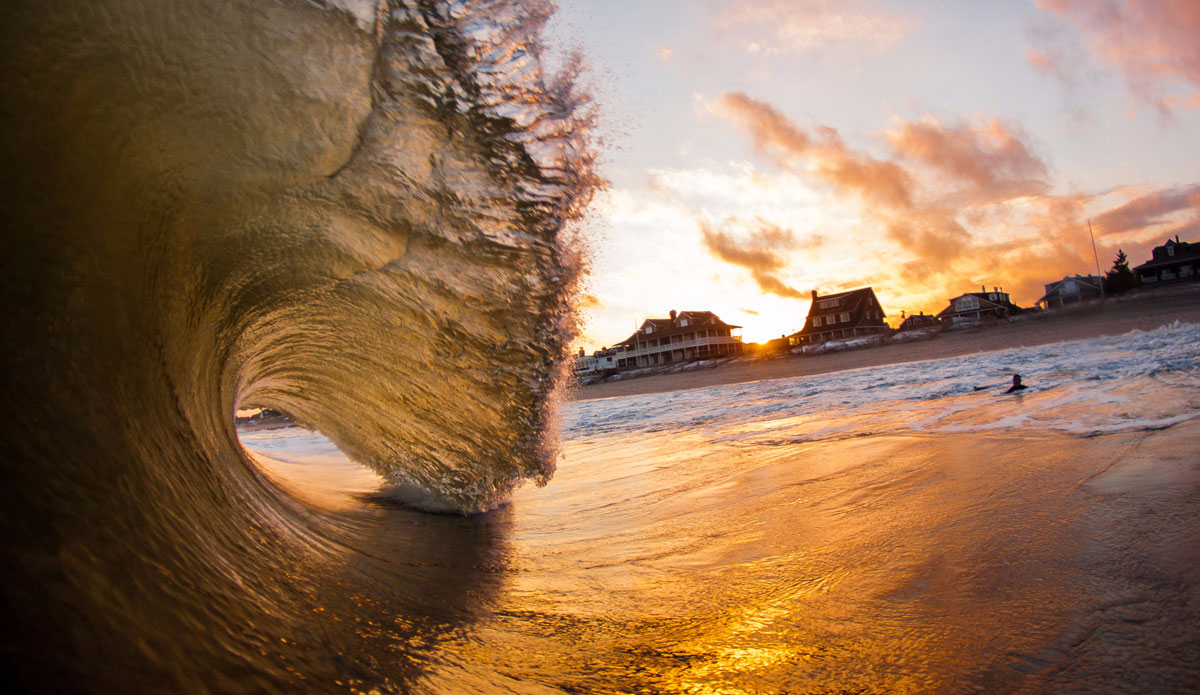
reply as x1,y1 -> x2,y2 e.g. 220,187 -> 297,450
233,322 -> 1200,693
2,0 -> 1198,692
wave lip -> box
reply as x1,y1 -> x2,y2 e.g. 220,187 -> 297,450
220,0 -> 600,512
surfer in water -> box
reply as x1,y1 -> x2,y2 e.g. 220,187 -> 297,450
1006,374 -> 1027,393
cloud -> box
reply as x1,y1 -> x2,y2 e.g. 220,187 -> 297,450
712,93 -> 915,208
707,90 -> 1200,313
713,0 -> 911,55
885,115 -> 1050,200
1023,22 -> 1094,122
711,93 -> 973,266
1090,184 -> 1200,237
1033,0 -> 1200,114
654,45 -> 673,62
700,218 -> 807,298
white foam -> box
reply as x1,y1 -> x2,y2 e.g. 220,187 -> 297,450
565,322 -> 1200,443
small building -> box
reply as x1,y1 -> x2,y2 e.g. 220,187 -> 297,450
896,311 -> 939,332
1133,236 -> 1200,285
1037,275 -> 1103,309
613,310 -> 743,368
788,288 -> 889,346
937,286 -> 1022,324
573,347 -> 618,376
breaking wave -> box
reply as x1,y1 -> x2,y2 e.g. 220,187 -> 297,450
0,0 -> 595,690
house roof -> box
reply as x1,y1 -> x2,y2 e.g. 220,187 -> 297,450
936,291 -> 1021,318
1133,237 -> 1200,271
897,313 -> 938,330
804,287 -> 879,319
792,287 -> 887,338
1037,275 -> 1102,304
614,311 -> 740,346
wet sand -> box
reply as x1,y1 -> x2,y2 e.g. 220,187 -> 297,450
573,287 -> 1200,401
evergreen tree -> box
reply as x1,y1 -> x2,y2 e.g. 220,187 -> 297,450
1104,249 -> 1137,294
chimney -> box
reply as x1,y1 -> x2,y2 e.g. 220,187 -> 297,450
981,285 -> 985,292
811,290 -> 818,301
669,309 -> 677,321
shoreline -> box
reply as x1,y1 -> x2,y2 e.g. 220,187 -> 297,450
570,286 -> 1200,401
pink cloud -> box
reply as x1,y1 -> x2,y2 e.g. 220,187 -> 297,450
1090,184 -> 1200,236
886,116 -> 1050,199
1035,0 -> 1200,114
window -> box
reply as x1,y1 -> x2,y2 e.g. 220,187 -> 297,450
839,312 -> 850,323
955,296 -> 980,311
817,298 -> 840,309
1168,245 -> 1176,257
644,325 -> 654,335
679,318 -> 689,327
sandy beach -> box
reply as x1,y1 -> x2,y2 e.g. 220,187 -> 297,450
573,286 -> 1200,401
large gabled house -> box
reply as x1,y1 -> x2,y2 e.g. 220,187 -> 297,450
1037,275 -> 1103,309
788,288 -> 889,346
937,286 -> 1022,324
613,310 -> 743,369
1133,236 -> 1200,285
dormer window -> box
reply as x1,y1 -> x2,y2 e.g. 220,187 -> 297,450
679,318 -> 688,327
644,325 -> 653,335
1168,245 -> 1176,257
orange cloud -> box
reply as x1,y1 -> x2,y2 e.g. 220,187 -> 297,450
886,116 -> 1049,200
1035,0 -> 1200,114
713,93 -> 970,269
700,218 -> 807,298
714,93 -> 914,208
708,91 -> 1200,311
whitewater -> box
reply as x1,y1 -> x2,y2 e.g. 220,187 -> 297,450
1,0 -> 1198,692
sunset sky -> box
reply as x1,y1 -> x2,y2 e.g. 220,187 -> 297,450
546,0 -> 1200,348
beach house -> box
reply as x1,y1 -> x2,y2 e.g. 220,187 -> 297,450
573,347 -> 619,377
896,311 -> 939,332
937,287 -> 1022,324
613,311 -> 743,368
1132,236 -> 1200,285
1036,275 -> 1104,309
788,288 -> 889,346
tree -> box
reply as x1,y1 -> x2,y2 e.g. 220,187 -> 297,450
1104,249 -> 1138,294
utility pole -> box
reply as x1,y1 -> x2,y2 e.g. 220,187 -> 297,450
1089,218 -> 1105,299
